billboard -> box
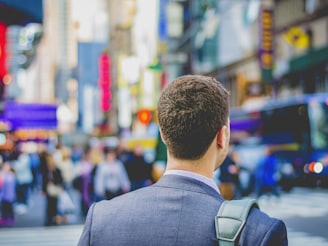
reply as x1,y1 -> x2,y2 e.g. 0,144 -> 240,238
0,101 -> 57,130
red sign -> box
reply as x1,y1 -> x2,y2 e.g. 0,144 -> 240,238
0,22 -> 7,79
98,54 -> 111,111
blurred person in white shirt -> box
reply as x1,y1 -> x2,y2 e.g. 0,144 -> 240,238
94,147 -> 130,201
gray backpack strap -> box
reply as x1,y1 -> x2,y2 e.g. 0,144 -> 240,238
215,199 -> 259,246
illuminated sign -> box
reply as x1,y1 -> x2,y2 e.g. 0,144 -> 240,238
259,8 -> 274,70
98,53 -> 111,112
0,22 -> 7,79
1,101 -> 57,130
14,129 -> 53,141
283,26 -> 309,49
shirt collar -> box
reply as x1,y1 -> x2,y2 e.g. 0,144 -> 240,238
164,170 -> 220,194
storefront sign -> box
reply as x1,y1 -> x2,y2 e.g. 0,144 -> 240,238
283,26 -> 310,49
258,7 -> 274,81
1,101 -> 57,130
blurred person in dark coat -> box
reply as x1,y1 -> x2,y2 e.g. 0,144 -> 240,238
73,149 -> 94,217
124,144 -> 153,191
41,152 -> 64,226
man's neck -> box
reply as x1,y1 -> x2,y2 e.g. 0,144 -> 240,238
165,137 -> 226,179
165,153 -> 216,179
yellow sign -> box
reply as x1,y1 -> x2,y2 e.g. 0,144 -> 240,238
259,8 -> 274,70
283,26 -> 309,49
123,137 -> 157,151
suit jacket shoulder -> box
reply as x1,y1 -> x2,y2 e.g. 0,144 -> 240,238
78,175 -> 288,246
239,207 -> 288,246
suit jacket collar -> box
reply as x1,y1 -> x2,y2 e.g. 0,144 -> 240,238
154,174 -> 223,201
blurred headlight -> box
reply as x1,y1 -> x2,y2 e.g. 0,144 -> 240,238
313,162 -> 324,174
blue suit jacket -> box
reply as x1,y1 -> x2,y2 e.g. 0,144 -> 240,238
78,174 -> 288,246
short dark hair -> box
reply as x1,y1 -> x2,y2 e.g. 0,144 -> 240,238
157,75 -> 229,160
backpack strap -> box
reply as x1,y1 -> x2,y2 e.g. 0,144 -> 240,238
215,199 -> 259,246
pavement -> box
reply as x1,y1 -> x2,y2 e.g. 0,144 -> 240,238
258,186 -> 328,245
12,188 -> 84,228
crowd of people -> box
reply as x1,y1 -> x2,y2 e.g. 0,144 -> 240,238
0,142 -> 286,230
0,139 -> 154,227
0,137 -> 288,227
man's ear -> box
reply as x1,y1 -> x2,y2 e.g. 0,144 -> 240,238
216,125 -> 229,149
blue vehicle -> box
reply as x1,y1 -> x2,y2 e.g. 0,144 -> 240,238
230,93 -> 328,191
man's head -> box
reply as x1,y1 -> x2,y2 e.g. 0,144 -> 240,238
157,75 -> 230,161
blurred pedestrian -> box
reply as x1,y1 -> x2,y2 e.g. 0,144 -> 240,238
53,143 -> 64,167
74,148 -> 94,217
88,144 -> 103,197
255,147 -> 281,200
41,152 -> 64,226
117,139 -> 133,166
29,149 -> 41,192
38,143 -> 49,180
78,75 -> 287,246
94,147 -> 130,201
0,162 -> 16,227
71,145 -> 84,164
56,147 -> 75,191
124,144 -> 153,191
12,148 -> 33,214
217,147 -> 240,200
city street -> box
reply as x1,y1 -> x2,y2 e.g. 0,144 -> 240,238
0,1 -> 328,245
258,187 -> 328,246
0,187 -> 327,245
12,189 -> 84,228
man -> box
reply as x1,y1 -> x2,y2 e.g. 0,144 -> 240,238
78,75 -> 288,245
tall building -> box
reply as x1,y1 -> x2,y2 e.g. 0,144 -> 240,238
273,0 -> 328,97
160,0 -> 328,108
109,0 -> 161,137
73,0 -> 109,134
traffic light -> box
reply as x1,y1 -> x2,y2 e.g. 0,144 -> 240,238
137,109 -> 152,125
